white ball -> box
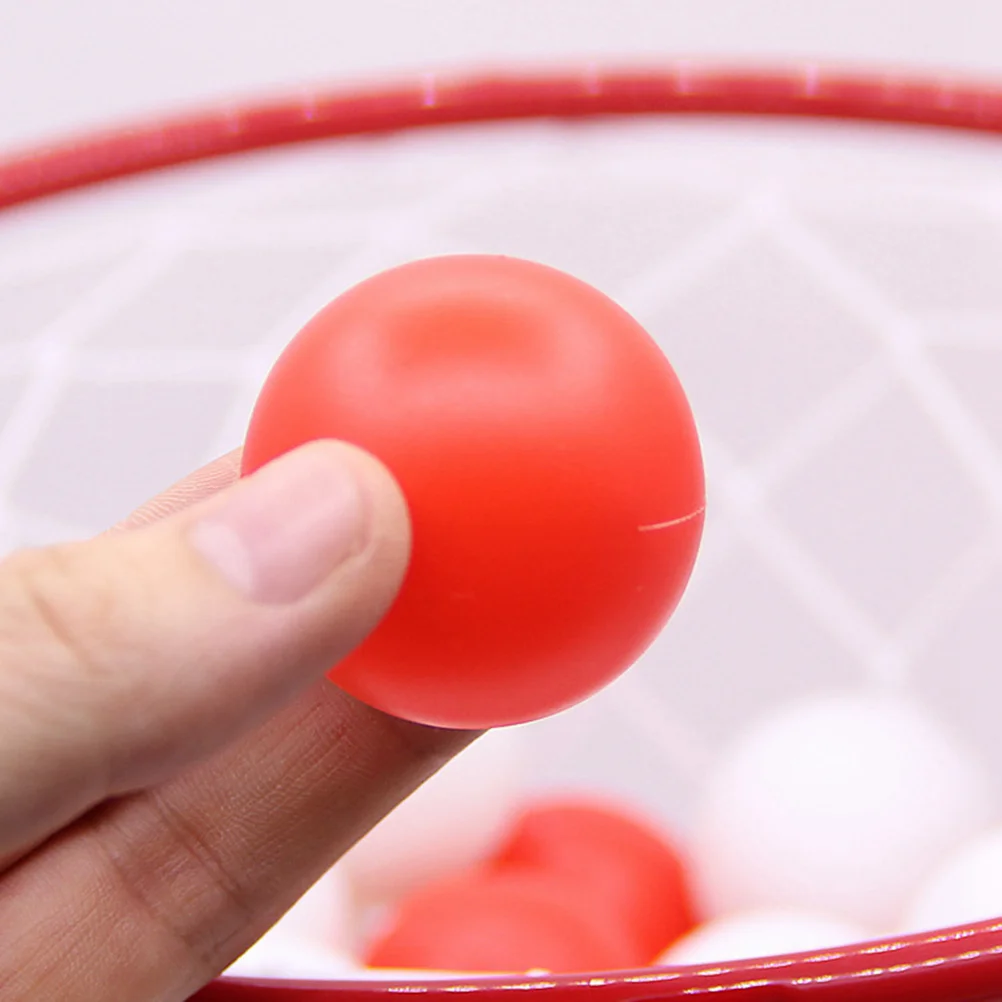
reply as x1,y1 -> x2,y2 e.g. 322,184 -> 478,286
659,909 -> 868,966
224,938 -> 359,980
223,865 -> 357,980
342,728 -> 526,904
692,693 -> 993,930
265,865 -> 354,952
901,828 -> 1002,933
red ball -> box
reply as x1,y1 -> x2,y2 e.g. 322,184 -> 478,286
243,255 -> 704,728
489,798 -> 696,960
364,871 -> 641,974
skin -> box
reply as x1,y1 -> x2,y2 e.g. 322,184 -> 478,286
0,443 -> 477,1001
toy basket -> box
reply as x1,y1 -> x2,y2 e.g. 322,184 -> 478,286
3,68 -> 1002,1002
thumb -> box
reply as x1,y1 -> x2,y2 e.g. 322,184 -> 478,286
0,439 -> 410,861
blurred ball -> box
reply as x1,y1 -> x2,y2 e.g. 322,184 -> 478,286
365,870 -> 638,974
342,728 -> 525,904
659,909 -> 868,966
692,693 -> 993,929
353,967 -> 469,981
901,828 -> 1002,933
489,797 -> 694,960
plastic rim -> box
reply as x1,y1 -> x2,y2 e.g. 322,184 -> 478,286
5,65 -> 1002,211
4,65 -> 1002,1002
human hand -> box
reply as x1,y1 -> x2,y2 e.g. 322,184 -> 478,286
0,440 -> 475,1001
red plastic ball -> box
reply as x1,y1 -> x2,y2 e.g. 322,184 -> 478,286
242,255 -> 704,728
489,798 -> 696,961
364,871 -> 640,974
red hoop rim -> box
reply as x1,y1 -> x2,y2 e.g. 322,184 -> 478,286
4,65 -> 1002,212
5,65 -> 1002,1002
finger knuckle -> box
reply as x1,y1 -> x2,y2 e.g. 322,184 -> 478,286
0,544 -> 120,689
144,792 -> 255,968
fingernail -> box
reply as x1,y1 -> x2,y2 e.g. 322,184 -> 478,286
190,443 -> 370,603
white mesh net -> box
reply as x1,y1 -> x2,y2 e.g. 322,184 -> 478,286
2,115 -> 1001,832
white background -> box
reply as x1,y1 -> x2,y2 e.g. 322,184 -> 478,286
3,1 -> 1002,149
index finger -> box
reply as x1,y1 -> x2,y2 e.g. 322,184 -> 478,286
112,448 -> 244,531
0,682 -> 477,1001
